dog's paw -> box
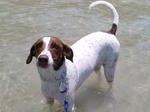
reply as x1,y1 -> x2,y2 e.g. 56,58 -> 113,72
41,99 -> 47,104
41,98 -> 54,105
97,82 -> 114,94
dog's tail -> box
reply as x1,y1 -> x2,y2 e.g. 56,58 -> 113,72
89,1 -> 119,35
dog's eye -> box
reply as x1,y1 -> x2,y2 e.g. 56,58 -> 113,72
36,42 -> 42,49
52,44 -> 60,50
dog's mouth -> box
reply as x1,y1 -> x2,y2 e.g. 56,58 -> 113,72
37,55 -> 49,68
38,62 -> 48,68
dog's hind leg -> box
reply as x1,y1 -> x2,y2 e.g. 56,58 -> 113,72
103,61 -> 117,84
95,66 -> 110,92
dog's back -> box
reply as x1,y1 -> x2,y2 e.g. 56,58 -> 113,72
72,31 -> 120,88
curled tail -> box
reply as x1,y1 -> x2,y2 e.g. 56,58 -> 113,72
89,1 -> 119,35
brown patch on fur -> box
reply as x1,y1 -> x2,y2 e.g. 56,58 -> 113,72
26,38 -> 45,64
49,37 -> 73,70
107,24 -> 117,35
26,37 -> 73,70
49,37 -> 65,70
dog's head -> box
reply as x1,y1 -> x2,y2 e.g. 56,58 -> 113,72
26,37 -> 73,70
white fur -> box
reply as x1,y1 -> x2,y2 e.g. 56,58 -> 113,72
37,37 -> 54,66
72,32 -> 120,89
36,1 -> 120,112
89,1 -> 119,25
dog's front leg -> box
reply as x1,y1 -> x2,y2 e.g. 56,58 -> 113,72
45,96 -> 54,105
63,91 -> 76,112
64,98 -> 76,112
41,84 -> 54,105
40,95 -> 54,105
70,103 -> 76,112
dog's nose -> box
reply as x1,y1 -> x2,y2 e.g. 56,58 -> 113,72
39,55 -> 48,63
38,55 -> 49,68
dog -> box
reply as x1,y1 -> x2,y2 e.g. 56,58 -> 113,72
26,1 -> 120,112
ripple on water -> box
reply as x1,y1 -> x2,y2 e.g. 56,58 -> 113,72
0,0 -> 150,112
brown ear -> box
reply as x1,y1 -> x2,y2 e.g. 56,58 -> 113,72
26,45 -> 35,64
26,54 -> 33,64
63,44 -> 73,62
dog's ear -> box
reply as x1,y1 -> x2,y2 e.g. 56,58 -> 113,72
26,45 -> 36,64
63,44 -> 73,62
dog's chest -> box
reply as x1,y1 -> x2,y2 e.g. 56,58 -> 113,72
38,66 -> 69,97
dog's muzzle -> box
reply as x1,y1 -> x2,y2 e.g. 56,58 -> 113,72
38,55 -> 49,68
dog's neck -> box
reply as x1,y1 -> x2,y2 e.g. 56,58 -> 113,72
53,56 -> 65,71
37,59 -> 67,82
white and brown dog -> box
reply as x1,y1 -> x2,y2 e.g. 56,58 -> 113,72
26,1 -> 120,112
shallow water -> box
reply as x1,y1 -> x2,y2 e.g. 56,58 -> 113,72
0,0 -> 150,112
